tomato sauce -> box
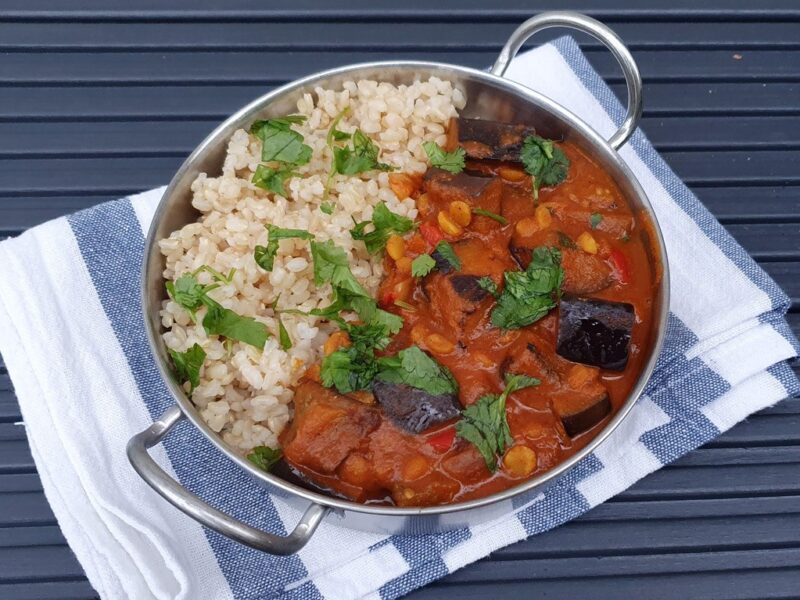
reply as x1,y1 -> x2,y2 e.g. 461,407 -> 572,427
280,121 -> 660,507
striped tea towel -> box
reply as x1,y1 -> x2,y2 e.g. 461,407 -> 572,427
0,37 -> 798,600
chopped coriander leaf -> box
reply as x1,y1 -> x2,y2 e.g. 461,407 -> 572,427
251,164 -> 297,197
321,322 -> 390,394
310,240 -> 370,296
621,232 -> 631,242
168,343 -> 206,392
477,276 -> 499,298
202,298 -> 270,349
247,446 -> 282,472
254,224 -> 314,272
557,231 -> 577,249
411,253 -> 436,277
491,246 -> 563,330
433,240 -> 461,271
350,202 -> 415,254
326,107 -> 352,145
590,212 -> 603,229
472,207 -> 508,225
394,299 -> 417,312
422,141 -> 465,174
320,202 -> 334,215
166,273 -> 205,317
251,117 -> 312,166
333,129 -> 394,176
193,264 -> 235,284
520,135 -> 570,200
376,345 -> 458,396
504,372 -> 541,389
276,314 -> 292,350
456,373 -> 540,471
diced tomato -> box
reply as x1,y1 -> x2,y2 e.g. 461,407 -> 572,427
427,427 -> 456,452
419,222 -> 445,248
380,289 -> 396,307
405,234 -> 428,256
608,248 -> 631,284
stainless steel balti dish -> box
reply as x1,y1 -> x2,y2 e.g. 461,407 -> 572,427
128,12 -> 669,555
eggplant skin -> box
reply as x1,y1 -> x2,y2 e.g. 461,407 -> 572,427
372,380 -> 461,434
455,117 -> 536,162
557,394 -> 612,437
556,297 -> 635,371
449,274 -> 490,302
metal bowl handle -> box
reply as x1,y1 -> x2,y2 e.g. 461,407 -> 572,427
491,11 -> 643,150
126,405 -> 328,555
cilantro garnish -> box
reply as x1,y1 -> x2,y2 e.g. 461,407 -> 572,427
321,322 -> 392,394
472,207 -> 508,225
590,212 -> 603,229
455,373 -> 540,472
432,240 -> 461,271
376,345 -> 458,396
250,115 -> 312,198
320,202 -> 334,215
254,224 -> 314,272
490,247 -> 563,330
334,129 -> 394,175
411,253 -> 436,277
168,343 -> 206,393
477,276 -> 499,298
557,231 -> 577,249
423,141 -> 465,174
166,269 -> 270,350
350,202 -> 415,255
247,446 -> 283,472
520,135 -> 570,200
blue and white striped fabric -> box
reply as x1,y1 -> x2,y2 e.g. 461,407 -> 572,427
0,37 -> 797,600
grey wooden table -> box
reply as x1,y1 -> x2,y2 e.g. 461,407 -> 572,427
1,1 -> 799,598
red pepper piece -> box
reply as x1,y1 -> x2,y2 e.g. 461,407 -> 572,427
608,248 -> 631,284
419,222 -> 445,248
427,427 -> 456,452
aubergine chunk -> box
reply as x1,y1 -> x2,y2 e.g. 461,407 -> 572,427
280,380 -> 381,474
446,117 -> 536,162
556,297 -> 635,371
372,380 -> 461,434
561,249 -> 612,295
553,392 -> 612,437
449,274 -> 490,302
424,168 -> 503,214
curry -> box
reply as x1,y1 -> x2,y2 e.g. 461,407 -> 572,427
277,117 -> 659,507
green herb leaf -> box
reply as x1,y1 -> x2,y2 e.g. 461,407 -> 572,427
201,298 -> 270,349
276,314 -> 292,350
168,343 -> 206,392
166,273 -> 205,315
376,345 -> 458,396
433,240 -> 461,271
456,373 -> 540,471
320,321 -> 391,394
251,164 -> 297,197
411,253 -> 436,277
254,224 -> 314,272
472,207 -> 508,225
310,240 -> 369,296
326,107 -> 352,146
320,202 -> 334,215
333,129 -> 394,175
247,446 -> 283,472
251,117 -> 312,165
477,276 -> 499,298
422,141 -> 465,174
557,231 -> 577,249
350,202 -> 415,254
590,212 -> 603,229
491,246 -> 563,330
520,135 -> 570,200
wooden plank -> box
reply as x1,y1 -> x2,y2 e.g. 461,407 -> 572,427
721,223 -> 800,261
3,83 -> 798,121
0,525 -> 65,548
413,571 -> 800,600
0,545 -> 86,582
1,49 -> 797,85
3,21 -> 800,50
0,582 -> 97,600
